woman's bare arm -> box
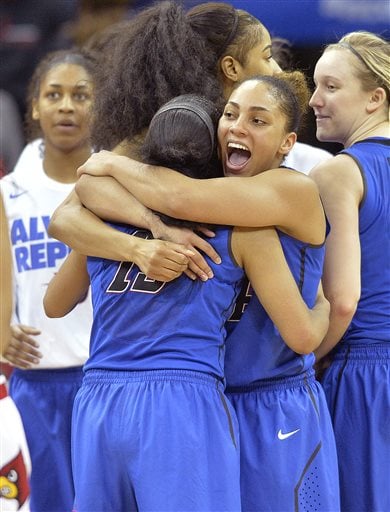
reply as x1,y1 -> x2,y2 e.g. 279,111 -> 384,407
77,151 -> 324,243
49,189 -> 196,282
44,251 -> 90,318
311,155 -> 362,360
233,226 -> 330,354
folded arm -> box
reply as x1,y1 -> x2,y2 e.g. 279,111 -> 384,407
77,151 -> 322,241
233,226 -> 330,354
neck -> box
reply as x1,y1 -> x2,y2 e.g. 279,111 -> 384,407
345,119 -> 390,147
42,144 -> 92,184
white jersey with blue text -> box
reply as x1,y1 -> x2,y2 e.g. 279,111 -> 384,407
0,140 -> 91,368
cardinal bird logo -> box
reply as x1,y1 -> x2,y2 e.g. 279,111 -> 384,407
0,450 -> 29,509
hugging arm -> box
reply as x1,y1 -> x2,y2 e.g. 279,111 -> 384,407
43,251 -> 90,318
232,227 -> 330,354
77,151 -> 320,238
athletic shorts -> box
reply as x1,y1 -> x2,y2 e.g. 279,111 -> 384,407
10,367 -> 84,512
321,343 -> 390,512
227,371 -> 340,512
72,369 -> 241,512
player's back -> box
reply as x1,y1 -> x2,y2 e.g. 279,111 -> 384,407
85,223 -> 244,377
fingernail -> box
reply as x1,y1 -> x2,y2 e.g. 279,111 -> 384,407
207,271 -> 214,278
201,274 -> 208,281
215,257 -> 221,264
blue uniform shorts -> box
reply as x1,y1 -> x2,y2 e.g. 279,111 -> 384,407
227,371 -> 340,512
72,369 -> 241,512
10,367 -> 83,512
321,343 -> 390,512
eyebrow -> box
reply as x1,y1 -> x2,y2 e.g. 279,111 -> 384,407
227,101 -> 270,113
47,83 -> 89,89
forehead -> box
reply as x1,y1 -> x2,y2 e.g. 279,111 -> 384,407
40,63 -> 92,88
314,48 -> 357,81
229,80 -> 274,108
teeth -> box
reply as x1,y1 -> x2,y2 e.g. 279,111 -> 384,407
228,142 -> 249,152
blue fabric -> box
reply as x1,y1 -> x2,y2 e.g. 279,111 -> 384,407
340,138 -> 390,345
72,369 -> 241,512
86,225 -> 243,378
225,228 -> 326,384
322,343 -> 390,512
9,367 -> 83,512
227,372 -> 340,512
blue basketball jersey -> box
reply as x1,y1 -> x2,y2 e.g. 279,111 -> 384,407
225,228 -> 327,385
340,137 -> 390,345
85,224 -> 244,378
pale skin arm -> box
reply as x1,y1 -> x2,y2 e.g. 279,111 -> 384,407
77,151 -> 323,243
232,227 -> 330,354
43,251 -> 90,318
310,155 -> 362,360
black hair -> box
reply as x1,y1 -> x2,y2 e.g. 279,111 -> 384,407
140,94 -> 223,228
91,1 -> 224,150
25,49 -> 96,142
237,72 -> 310,133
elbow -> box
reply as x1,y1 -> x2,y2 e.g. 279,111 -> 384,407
284,324 -> 327,355
43,297 -> 61,318
330,297 -> 358,322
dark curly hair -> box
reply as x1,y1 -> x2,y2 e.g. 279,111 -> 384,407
91,1 -> 224,150
90,1 -> 267,151
25,49 -> 97,142
140,94 -> 223,229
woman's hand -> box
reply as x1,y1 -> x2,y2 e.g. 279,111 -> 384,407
4,324 -> 42,369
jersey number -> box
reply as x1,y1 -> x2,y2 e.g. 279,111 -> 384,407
106,230 -> 165,294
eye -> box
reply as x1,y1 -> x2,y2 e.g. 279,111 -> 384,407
74,92 -> 90,102
252,117 -> 265,125
46,91 -> 61,100
223,110 -> 235,119
8,469 -> 18,483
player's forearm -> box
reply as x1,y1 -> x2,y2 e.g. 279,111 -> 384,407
314,302 -> 356,360
49,199 -> 144,261
76,174 -> 154,228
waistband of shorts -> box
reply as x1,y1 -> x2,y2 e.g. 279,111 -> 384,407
12,366 -> 84,382
225,369 -> 315,394
332,342 -> 390,362
83,369 -> 224,388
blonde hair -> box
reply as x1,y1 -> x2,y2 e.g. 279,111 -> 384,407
326,31 -> 390,102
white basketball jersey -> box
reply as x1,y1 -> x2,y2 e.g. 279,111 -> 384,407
0,140 -> 91,368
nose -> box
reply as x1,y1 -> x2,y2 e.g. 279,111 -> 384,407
271,59 -> 282,74
228,115 -> 248,136
58,94 -> 74,112
309,88 -> 322,109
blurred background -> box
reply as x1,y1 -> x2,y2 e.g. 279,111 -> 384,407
1,0 -> 389,173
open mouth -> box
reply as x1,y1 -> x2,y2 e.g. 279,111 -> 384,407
227,142 -> 251,171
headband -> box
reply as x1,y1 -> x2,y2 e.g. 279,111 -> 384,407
338,41 -> 368,68
153,103 -> 215,151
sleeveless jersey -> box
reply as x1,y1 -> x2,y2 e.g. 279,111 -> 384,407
85,224 -> 244,378
0,139 -> 92,368
225,228 -> 327,386
340,137 -> 390,344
